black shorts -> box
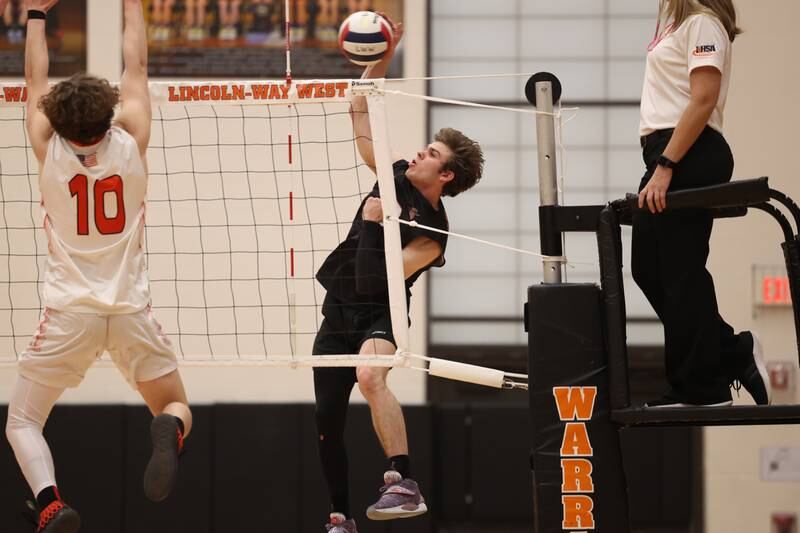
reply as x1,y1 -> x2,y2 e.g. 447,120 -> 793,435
312,294 -> 397,356
312,294 -> 403,388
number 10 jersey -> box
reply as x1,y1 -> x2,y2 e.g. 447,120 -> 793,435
39,126 -> 149,314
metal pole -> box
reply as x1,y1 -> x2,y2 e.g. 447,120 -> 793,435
535,81 -> 562,283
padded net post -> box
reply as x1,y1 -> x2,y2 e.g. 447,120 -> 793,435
528,283 -> 630,532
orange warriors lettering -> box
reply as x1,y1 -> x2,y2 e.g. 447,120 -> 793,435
553,386 -> 597,421
562,495 -> 596,530
561,459 -> 594,492
556,387 -> 596,530
560,423 -> 593,456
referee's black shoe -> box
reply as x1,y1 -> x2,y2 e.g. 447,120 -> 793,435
730,331 -> 771,406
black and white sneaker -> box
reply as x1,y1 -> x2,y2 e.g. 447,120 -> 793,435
731,332 -> 771,406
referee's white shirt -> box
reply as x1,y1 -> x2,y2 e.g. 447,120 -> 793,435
39,126 -> 150,314
639,13 -> 732,137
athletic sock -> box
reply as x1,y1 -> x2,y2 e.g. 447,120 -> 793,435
389,455 -> 411,479
330,492 -> 350,520
36,486 -> 60,509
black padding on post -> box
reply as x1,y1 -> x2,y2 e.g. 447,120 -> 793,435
471,405 -> 532,521
123,406 -> 213,533
528,283 -> 630,532
538,206 -> 564,258
626,177 -> 770,212
541,205 -> 605,233
597,205 -> 631,410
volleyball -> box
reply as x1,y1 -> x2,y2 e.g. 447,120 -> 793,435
338,11 -> 393,67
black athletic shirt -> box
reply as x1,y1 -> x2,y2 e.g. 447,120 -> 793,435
316,160 -> 449,305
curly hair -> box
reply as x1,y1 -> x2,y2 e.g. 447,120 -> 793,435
435,127 -> 484,197
39,73 -> 119,145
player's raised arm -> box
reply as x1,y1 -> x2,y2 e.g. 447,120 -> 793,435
23,0 -> 59,163
115,0 -> 151,157
348,13 -> 403,173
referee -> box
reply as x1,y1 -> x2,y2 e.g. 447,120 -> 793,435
633,0 -> 770,408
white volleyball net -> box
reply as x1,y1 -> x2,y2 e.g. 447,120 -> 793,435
0,79 -> 409,367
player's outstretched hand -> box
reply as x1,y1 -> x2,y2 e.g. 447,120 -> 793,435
376,11 -> 404,52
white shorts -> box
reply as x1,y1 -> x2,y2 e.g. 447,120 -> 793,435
18,306 -> 178,390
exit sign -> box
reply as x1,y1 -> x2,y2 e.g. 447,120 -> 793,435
754,265 -> 792,307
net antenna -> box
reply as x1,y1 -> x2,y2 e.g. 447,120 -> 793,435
284,0 -> 292,86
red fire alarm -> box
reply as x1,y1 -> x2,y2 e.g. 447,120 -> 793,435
769,364 -> 791,391
767,362 -> 796,405
772,513 -> 797,533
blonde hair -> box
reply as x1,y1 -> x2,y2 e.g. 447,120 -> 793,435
661,0 -> 742,41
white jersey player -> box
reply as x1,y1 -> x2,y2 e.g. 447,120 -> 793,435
39,125 -> 149,314
6,1 -> 193,532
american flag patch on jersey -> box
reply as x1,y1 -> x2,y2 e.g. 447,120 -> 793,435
78,153 -> 98,168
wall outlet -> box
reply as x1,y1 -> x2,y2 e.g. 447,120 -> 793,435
761,447 -> 800,482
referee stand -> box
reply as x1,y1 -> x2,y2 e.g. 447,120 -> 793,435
525,73 -> 800,532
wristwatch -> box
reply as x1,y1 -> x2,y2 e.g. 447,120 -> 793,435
657,154 -> 677,169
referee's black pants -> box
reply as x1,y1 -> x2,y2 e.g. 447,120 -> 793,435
632,126 -> 749,404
